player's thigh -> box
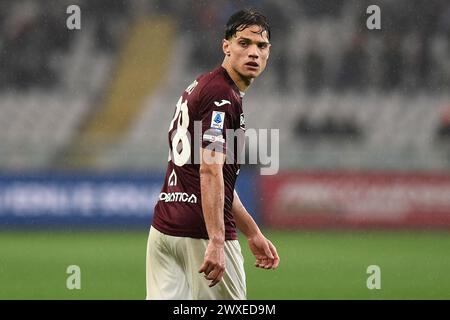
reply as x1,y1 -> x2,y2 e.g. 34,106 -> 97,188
146,227 -> 191,300
184,238 -> 246,300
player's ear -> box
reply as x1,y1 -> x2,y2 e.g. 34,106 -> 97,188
222,39 -> 231,56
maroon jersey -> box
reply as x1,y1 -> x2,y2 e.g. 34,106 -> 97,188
152,66 -> 246,240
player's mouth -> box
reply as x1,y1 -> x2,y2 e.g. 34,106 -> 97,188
244,61 -> 259,70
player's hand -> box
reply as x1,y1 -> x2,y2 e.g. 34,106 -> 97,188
247,233 -> 280,270
198,240 -> 226,287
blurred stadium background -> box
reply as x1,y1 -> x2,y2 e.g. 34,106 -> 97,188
1,0 -> 450,299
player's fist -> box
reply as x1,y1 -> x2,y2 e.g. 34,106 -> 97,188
199,241 -> 225,287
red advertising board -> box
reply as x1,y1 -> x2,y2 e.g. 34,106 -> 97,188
260,171 -> 450,229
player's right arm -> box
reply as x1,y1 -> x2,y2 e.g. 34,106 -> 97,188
197,82 -> 234,287
198,148 -> 226,287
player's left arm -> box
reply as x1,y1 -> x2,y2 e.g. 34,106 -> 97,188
232,189 -> 280,269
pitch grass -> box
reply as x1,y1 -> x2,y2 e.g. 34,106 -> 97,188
0,229 -> 449,299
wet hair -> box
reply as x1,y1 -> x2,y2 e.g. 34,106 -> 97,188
224,9 -> 270,41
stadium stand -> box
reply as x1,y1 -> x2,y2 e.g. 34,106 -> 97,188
0,0 -> 449,173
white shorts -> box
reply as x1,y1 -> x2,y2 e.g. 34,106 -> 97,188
146,226 -> 246,300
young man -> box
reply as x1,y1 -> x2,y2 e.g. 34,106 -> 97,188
146,9 -> 280,300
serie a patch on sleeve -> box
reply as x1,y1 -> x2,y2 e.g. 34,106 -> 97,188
210,111 -> 225,130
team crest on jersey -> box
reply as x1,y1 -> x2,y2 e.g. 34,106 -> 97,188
211,111 -> 225,129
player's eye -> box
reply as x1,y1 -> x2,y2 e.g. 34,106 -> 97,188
239,41 -> 248,47
258,43 -> 268,49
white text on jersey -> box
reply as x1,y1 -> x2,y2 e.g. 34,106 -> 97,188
160,192 -> 198,204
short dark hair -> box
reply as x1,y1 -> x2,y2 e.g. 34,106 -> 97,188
224,9 -> 271,41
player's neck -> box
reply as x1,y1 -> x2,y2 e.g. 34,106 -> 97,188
221,61 -> 253,92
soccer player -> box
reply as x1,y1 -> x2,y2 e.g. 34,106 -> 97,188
146,9 -> 280,300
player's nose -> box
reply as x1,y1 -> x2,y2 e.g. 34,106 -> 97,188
248,45 -> 259,59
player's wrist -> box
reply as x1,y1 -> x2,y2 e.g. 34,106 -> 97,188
245,227 -> 262,241
210,234 -> 225,247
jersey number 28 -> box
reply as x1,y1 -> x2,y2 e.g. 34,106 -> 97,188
168,96 -> 190,166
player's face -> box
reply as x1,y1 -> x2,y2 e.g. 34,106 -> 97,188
224,25 -> 271,80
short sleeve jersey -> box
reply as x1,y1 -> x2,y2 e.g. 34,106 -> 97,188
152,66 -> 246,240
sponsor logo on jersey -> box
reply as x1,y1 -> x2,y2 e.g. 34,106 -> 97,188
168,169 -> 177,186
159,192 -> 198,204
214,99 -> 231,107
211,111 -> 225,129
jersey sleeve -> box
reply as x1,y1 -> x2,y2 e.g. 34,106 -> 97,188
198,85 -> 236,154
